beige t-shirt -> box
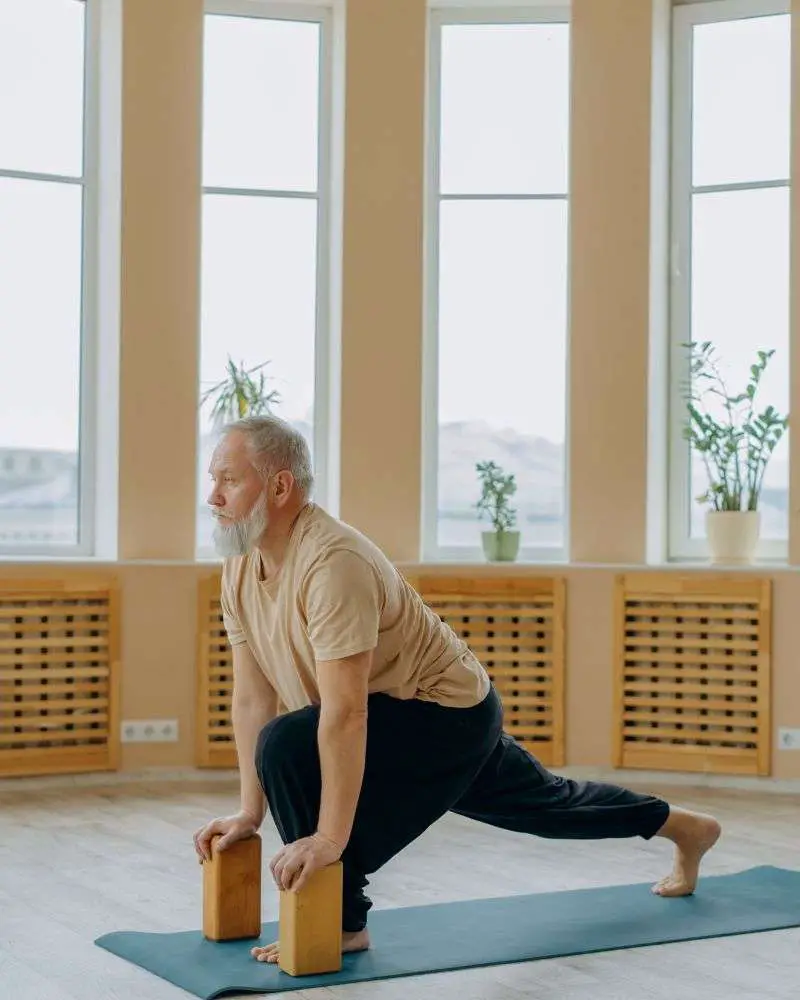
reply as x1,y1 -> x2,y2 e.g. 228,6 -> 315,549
220,503 -> 490,714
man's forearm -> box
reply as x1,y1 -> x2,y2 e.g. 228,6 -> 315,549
315,710 -> 367,851
232,696 -> 276,825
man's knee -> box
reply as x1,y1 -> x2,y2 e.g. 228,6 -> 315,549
255,706 -> 319,782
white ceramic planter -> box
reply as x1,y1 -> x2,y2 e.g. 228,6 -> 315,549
706,511 -> 761,565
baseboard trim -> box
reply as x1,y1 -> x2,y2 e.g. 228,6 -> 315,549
558,766 -> 800,796
0,766 -> 239,793
2,763 -> 800,796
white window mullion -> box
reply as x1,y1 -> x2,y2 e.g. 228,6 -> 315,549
311,5 -> 333,518
440,192 -> 568,201
667,0 -> 696,562
77,0 -> 103,558
421,13 -> 445,562
202,186 -> 318,199
0,168 -> 83,185
692,178 -> 789,196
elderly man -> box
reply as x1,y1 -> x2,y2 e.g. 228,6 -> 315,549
193,415 -> 721,965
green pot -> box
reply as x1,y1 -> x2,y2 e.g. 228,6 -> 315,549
481,530 -> 520,562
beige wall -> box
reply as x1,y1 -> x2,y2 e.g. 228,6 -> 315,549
568,0 -> 657,564
118,0 -> 203,561
3,1 -> 800,782
338,0 -> 426,562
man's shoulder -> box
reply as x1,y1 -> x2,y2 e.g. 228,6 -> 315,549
300,505 -> 387,569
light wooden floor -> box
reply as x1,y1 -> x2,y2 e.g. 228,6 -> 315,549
0,775 -> 798,1000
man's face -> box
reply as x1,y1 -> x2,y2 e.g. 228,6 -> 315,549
207,432 -> 268,557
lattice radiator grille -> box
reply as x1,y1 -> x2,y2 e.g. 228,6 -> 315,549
196,576 -> 237,768
0,579 -> 120,777
416,576 -> 565,767
614,575 -> 771,776
197,573 -> 566,769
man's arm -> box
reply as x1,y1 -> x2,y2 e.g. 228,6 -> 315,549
314,649 -> 372,852
231,642 -> 278,826
194,642 -> 277,860
268,551 -> 380,891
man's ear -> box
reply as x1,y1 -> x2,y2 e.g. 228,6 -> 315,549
273,470 -> 295,502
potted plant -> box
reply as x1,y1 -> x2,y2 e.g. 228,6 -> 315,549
475,460 -> 520,561
682,340 -> 788,564
200,357 -> 281,427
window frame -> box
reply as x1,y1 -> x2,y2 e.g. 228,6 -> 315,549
0,0 -> 101,557
422,4 -> 571,564
199,0 -> 334,559
668,0 -> 790,562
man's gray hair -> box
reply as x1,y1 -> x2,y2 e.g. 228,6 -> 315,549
223,415 -> 314,499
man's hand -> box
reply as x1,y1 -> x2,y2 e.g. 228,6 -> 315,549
269,833 -> 343,892
193,810 -> 259,862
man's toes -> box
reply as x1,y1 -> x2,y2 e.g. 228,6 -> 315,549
652,877 -> 692,898
251,944 -> 279,963
652,875 -> 677,894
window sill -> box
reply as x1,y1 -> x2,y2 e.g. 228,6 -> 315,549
0,555 -> 221,568
398,558 -> 794,573
0,555 -> 791,573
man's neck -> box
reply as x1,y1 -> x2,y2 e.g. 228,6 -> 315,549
256,501 -> 310,579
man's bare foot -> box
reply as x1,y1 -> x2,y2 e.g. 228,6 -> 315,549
652,806 -> 722,897
250,928 -> 371,965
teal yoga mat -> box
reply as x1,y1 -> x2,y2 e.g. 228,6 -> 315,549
95,866 -> 800,999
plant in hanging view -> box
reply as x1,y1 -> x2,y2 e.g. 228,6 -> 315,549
682,340 -> 788,511
201,357 -> 281,427
475,460 -> 517,533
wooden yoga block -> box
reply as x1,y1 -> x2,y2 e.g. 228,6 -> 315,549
279,861 -> 343,977
202,833 -> 262,941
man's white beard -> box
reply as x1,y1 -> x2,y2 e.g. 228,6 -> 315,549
212,495 -> 268,558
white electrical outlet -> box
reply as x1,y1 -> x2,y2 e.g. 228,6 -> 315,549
777,728 -> 800,751
121,719 -> 179,743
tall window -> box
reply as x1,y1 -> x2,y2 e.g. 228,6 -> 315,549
0,0 -> 96,553
424,9 -> 570,561
670,1 -> 789,559
198,3 -> 331,554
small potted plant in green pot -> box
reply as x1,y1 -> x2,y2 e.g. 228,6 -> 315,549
475,460 -> 520,562
683,341 -> 788,564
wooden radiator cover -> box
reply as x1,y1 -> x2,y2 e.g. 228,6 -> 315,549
197,572 -> 566,769
197,574 -> 237,768
614,575 -> 771,776
415,575 -> 566,767
0,578 -> 120,778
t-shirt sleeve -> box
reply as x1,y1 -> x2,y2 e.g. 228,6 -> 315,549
220,569 -> 247,647
301,549 -> 382,661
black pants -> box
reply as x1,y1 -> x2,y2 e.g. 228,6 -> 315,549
255,687 -> 670,932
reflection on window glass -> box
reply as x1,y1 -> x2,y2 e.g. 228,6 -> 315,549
203,15 -> 320,191
692,16 -> 789,187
